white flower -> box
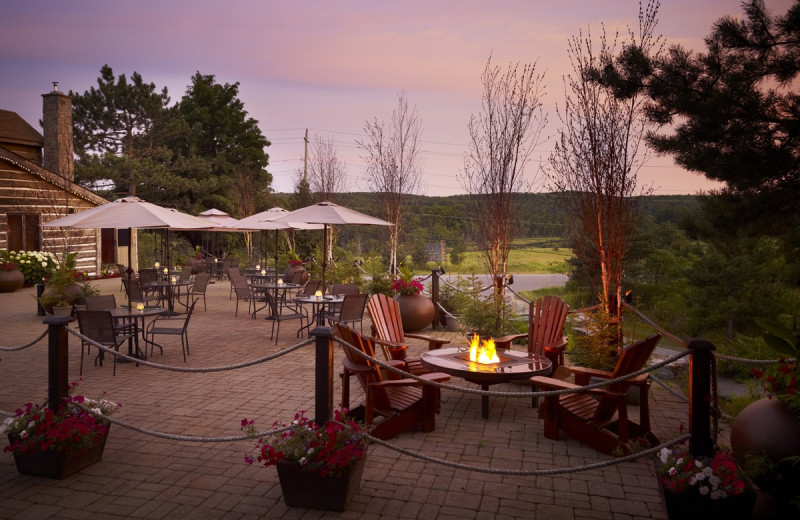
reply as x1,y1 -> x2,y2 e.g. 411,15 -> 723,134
702,467 -> 713,478
694,459 -> 703,468
299,457 -> 307,466
694,471 -> 706,482
709,476 -> 722,487
699,486 -> 709,496
710,490 -> 723,500
659,448 -> 671,464
668,467 -> 677,476
688,475 -> 696,485
307,447 -> 314,455
20,430 -> 28,439
27,421 -> 36,429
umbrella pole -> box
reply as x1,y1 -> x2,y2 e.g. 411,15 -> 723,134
127,227 -> 133,308
274,229 -> 279,273
322,224 -> 328,289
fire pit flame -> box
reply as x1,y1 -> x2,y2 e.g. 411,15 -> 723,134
468,334 -> 500,364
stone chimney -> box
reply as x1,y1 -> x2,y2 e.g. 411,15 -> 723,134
41,82 -> 74,181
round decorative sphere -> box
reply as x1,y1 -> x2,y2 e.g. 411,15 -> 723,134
731,397 -> 800,464
394,293 -> 435,332
0,269 -> 25,292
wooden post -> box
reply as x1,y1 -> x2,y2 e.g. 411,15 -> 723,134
45,315 -> 73,412
431,268 -> 441,329
311,326 -> 334,426
687,338 -> 715,458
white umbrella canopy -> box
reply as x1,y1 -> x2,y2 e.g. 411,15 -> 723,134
231,207 -> 323,267
42,196 -> 213,307
272,201 -> 393,286
196,208 -> 241,230
43,196 -> 215,230
272,201 -> 393,227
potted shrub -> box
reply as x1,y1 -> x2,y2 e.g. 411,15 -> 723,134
242,409 -> 368,512
36,252 -> 97,314
392,265 -> 434,332
656,446 -> 755,519
1,250 -> 58,287
1,382 -> 120,479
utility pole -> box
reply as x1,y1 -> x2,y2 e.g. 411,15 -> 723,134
303,128 -> 309,182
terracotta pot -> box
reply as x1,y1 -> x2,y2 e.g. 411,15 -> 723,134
731,397 -> 800,464
40,284 -> 86,314
394,293 -> 435,332
0,268 -> 25,292
276,453 -> 365,511
9,423 -> 110,479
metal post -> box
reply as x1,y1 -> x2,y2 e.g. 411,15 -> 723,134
45,315 -> 73,412
311,326 -> 334,426
431,268 -> 441,329
36,283 -> 46,316
687,338 -> 715,458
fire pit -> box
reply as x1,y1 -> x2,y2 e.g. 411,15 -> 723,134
421,334 -> 552,419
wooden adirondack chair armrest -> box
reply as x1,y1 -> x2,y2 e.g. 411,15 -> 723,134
542,337 -> 568,353
492,333 -> 527,350
342,358 -> 375,374
529,376 -> 578,391
405,333 -> 451,350
372,337 -> 406,350
368,378 -> 422,388
569,365 -> 612,385
419,372 -> 451,383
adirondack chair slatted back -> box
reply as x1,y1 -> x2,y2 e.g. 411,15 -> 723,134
367,293 -> 405,344
337,324 -> 392,411
528,295 -> 569,356
593,334 -> 661,421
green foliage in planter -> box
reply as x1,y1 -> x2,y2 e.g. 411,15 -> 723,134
448,275 -> 523,338
37,252 -> 98,309
567,306 -> 618,371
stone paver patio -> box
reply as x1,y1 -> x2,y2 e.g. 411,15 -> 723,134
0,277 -> 692,519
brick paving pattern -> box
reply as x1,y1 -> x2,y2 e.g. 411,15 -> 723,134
0,278 -> 692,519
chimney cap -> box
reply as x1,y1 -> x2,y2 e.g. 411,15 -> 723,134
52,81 -> 58,92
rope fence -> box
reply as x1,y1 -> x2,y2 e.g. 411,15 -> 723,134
65,326 -> 313,372
2,293 -> 792,483
366,432 -> 692,475
0,330 -> 48,352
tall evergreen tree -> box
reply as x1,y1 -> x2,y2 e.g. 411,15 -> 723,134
601,0 -> 800,231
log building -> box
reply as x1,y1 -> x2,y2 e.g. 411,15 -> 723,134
0,84 -> 116,274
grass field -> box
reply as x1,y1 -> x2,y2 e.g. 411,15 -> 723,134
448,237 -> 572,274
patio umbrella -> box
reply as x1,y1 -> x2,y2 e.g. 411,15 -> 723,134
195,208 -> 248,260
42,196 -> 213,307
232,207 -> 323,268
272,201 -> 393,287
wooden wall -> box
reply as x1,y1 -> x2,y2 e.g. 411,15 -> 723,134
0,161 -> 101,275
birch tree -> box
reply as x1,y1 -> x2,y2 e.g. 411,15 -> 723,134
462,56 -> 547,299
547,1 -> 660,331
358,92 -> 423,274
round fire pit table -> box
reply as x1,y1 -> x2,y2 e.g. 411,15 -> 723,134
421,347 -> 552,418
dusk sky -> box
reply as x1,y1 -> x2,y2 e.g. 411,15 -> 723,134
2,0 -> 792,198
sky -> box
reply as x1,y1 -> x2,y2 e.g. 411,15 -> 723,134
1,0 -> 793,197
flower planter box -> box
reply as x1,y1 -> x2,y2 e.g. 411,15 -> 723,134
660,484 -> 756,519
276,452 -> 365,511
9,423 -> 110,479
